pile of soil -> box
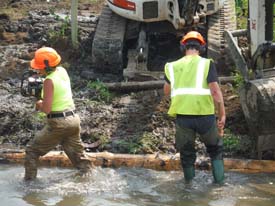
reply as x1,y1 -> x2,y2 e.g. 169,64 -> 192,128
0,0 -> 253,159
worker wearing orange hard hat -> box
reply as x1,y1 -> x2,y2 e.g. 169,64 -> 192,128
24,47 -> 91,180
163,31 -> 226,184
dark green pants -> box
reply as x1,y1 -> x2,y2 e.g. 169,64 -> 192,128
175,115 -> 223,168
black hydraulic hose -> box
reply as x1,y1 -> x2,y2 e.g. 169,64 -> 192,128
265,0 -> 274,42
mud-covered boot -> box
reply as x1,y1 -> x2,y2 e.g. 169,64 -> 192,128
24,152 -> 38,181
24,167 -> 37,181
211,160 -> 224,184
24,160 -> 38,181
183,167 -> 195,183
77,158 -> 93,175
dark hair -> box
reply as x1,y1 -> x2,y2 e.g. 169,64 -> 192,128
185,39 -> 201,51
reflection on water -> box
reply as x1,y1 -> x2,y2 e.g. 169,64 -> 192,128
0,165 -> 274,206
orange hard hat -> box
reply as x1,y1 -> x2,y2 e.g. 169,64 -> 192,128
180,31 -> 206,46
30,47 -> 61,69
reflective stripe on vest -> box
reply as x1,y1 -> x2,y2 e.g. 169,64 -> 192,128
168,58 -> 210,97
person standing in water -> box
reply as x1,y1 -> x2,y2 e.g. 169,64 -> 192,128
24,47 -> 91,180
163,31 -> 226,184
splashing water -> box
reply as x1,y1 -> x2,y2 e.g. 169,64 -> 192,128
0,165 -> 275,206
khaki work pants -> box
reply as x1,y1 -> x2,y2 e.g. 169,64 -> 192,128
24,114 -> 91,180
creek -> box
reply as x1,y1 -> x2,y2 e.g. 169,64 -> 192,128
0,165 -> 274,206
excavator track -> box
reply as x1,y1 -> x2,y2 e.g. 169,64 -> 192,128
207,0 -> 236,74
92,5 -> 126,74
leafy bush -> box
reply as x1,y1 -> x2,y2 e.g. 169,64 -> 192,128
223,129 -> 256,158
232,70 -> 245,89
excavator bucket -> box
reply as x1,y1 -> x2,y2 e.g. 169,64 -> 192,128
239,77 -> 275,159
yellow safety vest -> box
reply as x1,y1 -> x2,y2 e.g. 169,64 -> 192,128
42,66 -> 75,111
164,55 -> 214,117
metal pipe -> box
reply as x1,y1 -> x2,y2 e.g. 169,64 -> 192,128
71,0 -> 78,48
265,0 -> 274,42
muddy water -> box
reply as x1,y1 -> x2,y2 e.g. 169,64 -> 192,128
0,165 -> 275,206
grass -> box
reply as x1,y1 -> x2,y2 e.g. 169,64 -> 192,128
87,80 -> 113,103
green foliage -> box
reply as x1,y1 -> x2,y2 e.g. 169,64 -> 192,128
138,132 -> 159,153
235,0 -> 248,29
87,80 -> 113,103
235,0 -> 275,41
235,0 -> 248,12
48,12 -> 70,44
34,112 -> 46,121
232,69 -> 254,90
223,131 -> 241,152
98,135 -> 110,149
114,139 -> 141,154
223,128 -> 256,157
232,70 -> 245,89
30,112 -> 45,127
113,132 -> 160,154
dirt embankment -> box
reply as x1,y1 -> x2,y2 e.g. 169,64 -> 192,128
0,0 -> 252,159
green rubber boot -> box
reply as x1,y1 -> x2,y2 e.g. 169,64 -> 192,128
211,160 -> 224,184
183,167 -> 195,183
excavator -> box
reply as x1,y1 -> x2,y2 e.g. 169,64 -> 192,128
226,0 -> 275,159
91,0 -> 236,80
92,0 -> 275,159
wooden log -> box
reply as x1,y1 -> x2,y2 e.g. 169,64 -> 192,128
104,80 -> 165,91
223,158 -> 275,173
0,151 -> 181,171
1,151 -> 275,173
104,77 -> 235,92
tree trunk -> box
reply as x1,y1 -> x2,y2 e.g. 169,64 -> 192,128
1,151 -> 275,173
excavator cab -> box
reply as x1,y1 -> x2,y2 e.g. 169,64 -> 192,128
106,0 -> 222,29
226,0 -> 275,159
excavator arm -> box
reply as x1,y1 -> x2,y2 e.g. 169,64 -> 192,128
226,0 -> 275,160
